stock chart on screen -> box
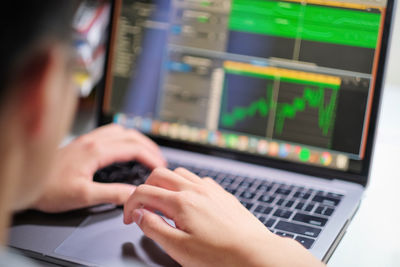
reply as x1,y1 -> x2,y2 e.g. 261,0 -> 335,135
106,0 -> 386,171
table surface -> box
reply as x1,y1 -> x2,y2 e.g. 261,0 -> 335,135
329,84 -> 400,266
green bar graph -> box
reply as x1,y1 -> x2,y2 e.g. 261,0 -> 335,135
229,0 -> 381,48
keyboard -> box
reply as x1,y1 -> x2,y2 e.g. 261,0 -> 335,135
94,161 -> 344,249
93,161 -> 151,186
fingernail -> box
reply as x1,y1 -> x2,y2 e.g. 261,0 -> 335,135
132,209 -> 143,225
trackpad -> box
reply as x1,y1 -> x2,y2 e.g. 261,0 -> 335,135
55,208 -> 179,267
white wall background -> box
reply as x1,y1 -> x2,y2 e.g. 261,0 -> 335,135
386,2 -> 400,86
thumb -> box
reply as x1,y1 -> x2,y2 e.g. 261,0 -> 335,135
88,182 -> 136,206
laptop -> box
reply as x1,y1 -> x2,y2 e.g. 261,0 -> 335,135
8,0 -> 396,266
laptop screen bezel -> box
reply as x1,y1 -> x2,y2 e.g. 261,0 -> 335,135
96,0 -> 396,187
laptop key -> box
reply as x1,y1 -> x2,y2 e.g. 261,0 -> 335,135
276,187 -> 292,196
324,207 -> 334,216
312,195 -> 341,206
194,168 -> 206,176
257,182 -> 272,192
293,191 -> 311,200
273,209 -> 292,219
205,171 -> 219,180
264,218 -> 276,228
327,192 -> 344,199
221,176 -> 235,185
225,188 -> 237,195
276,231 -> 295,238
239,179 -> 253,189
276,198 -> 285,206
315,206 -> 324,214
198,170 -> 210,177
285,200 -> 295,208
314,205 -> 335,217
293,212 -> 328,227
258,195 -> 275,204
240,201 -> 253,210
94,161 -> 151,185
275,221 -> 321,238
167,162 -> 180,170
255,205 -> 273,215
295,236 -> 315,249
304,203 -> 315,212
240,191 -> 256,200
295,202 -> 305,210
258,215 -> 267,223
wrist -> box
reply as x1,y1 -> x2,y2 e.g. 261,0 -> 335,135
233,229 -> 324,267
229,228 -> 276,267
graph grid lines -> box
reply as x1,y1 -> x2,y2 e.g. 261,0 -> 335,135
219,62 -> 342,148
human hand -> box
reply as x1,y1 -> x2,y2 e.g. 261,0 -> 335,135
124,168 -> 323,267
31,124 -> 166,213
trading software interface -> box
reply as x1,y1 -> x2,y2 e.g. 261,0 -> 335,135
105,0 -> 387,172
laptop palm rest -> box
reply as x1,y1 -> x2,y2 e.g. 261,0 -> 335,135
54,208 -> 178,267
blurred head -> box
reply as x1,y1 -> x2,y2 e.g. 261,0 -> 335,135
0,1 -> 79,210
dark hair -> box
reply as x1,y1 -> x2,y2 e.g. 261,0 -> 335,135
0,0 -> 79,101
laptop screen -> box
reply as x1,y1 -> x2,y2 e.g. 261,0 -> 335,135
101,0 -> 391,176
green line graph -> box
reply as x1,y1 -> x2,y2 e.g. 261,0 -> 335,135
221,83 -> 275,127
275,86 -> 338,136
220,79 -> 339,137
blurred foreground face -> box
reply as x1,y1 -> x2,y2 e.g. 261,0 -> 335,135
8,43 -> 78,211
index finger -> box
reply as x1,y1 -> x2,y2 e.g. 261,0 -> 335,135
146,168 -> 193,191
123,184 -> 178,225
174,168 -> 202,184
